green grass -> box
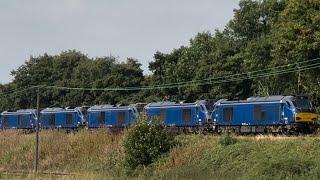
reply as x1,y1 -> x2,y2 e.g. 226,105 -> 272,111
1,130 -> 320,179
152,135 -> 320,179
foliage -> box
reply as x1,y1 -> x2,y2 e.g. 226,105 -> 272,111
147,0 -> 320,104
123,117 -> 175,171
0,50 -> 144,111
219,131 -> 237,146
0,0 -> 320,110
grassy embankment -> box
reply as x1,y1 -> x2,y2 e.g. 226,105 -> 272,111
1,130 -> 320,179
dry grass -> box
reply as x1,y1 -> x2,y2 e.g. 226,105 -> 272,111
0,173 -> 115,180
1,131 -> 320,179
0,130 -> 126,176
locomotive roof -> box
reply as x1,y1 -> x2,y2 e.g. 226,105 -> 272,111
147,101 -> 176,107
41,107 -> 79,113
88,104 -> 136,111
146,100 -> 206,108
219,95 -> 293,104
1,109 -> 36,115
17,109 -> 37,113
246,96 -> 286,102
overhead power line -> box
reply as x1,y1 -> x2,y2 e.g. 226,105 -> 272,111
40,57 -> 319,91
0,85 -> 43,97
137,57 -> 320,88
45,60 -> 320,91
0,57 -> 319,95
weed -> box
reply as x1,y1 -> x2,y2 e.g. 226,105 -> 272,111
219,131 -> 237,146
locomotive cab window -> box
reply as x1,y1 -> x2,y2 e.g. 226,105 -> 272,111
182,109 -> 192,122
159,109 -> 166,122
286,101 -> 291,108
66,114 -> 73,125
254,105 -> 266,120
200,105 -> 205,112
223,107 -> 233,121
98,112 -> 105,125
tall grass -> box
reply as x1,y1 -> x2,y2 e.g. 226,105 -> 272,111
1,131 -> 320,179
0,130 -> 125,177
153,135 -> 320,179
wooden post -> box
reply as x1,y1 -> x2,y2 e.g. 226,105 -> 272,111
35,88 -> 40,173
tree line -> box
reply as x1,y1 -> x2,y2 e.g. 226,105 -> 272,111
0,0 -> 319,111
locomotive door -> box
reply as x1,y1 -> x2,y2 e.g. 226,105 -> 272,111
196,106 -> 201,125
280,103 -> 285,124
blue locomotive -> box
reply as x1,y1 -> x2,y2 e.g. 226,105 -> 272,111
144,101 -> 210,130
0,95 -> 317,134
87,105 -> 139,128
211,95 -> 318,133
40,108 -> 84,129
0,109 -> 37,130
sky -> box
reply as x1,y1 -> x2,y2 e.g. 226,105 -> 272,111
0,0 -> 239,84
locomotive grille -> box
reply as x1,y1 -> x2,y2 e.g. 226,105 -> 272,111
117,112 -> 125,127
182,109 -> 191,122
48,114 -> 55,125
98,112 -> 105,125
66,114 -> 73,125
159,109 -> 166,122
223,108 -> 233,121
2,116 -> 9,127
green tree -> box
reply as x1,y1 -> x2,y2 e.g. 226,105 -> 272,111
0,50 -> 145,111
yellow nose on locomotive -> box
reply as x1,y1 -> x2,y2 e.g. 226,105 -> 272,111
295,113 -> 318,123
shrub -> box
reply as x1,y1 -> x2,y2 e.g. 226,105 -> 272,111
123,117 -> 175,171
219,131 -> 237,146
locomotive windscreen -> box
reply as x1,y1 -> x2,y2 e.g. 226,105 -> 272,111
292,96 -> 314,113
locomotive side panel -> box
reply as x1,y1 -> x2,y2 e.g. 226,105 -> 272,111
1,111 -> 36,130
